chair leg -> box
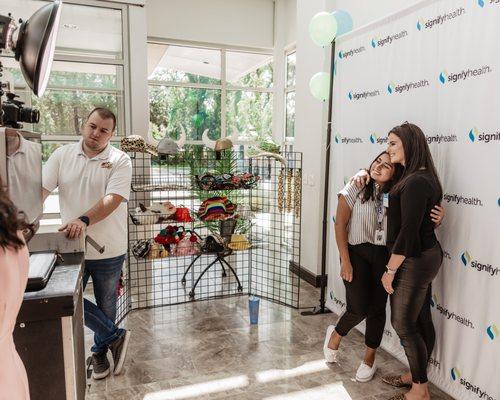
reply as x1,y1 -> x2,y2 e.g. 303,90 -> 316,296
189,258 -> 220,298
219,257 -> 243,292
181,254 -> 202,285
217,258 -> 227,277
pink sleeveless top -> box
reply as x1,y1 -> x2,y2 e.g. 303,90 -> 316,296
0,237 -> 30,400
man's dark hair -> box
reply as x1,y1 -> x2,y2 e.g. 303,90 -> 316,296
87,107 -> 117,132
0,179 -> 33,250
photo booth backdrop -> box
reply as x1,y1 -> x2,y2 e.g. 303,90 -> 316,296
325,0 -> 500,399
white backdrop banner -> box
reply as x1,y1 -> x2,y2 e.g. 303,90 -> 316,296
326,0 -> 500,399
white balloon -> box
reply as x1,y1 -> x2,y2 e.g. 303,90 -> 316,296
309,72 -> 330,101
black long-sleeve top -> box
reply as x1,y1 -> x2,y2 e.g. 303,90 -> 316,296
387,171 -> 442,257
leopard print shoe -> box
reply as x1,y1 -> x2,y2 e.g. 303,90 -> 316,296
387,393 -> 406,400
382,375 -> 412,388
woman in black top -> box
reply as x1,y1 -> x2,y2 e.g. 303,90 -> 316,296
381,123 -> 443,400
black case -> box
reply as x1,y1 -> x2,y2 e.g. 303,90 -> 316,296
26,251 -> 57,292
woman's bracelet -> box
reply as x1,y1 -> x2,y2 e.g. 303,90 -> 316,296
385,265 -> 397,275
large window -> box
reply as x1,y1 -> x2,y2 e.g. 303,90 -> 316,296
284,50 -> 296,143
147,43 -> 273,143
0,0 -> 129,219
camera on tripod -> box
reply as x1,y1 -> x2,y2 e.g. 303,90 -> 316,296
1,92 -> 39,128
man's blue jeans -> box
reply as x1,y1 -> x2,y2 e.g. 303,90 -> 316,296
83,254 -> 126,354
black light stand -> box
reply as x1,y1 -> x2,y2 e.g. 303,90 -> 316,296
301,39 -> 336,316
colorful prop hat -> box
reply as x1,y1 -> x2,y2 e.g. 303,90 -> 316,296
197,196 -> 236,221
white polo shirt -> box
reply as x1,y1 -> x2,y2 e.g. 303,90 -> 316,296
6,131 -> 43,223
43,140 -> 132,260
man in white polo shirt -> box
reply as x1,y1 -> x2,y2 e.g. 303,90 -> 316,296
4,127 -> 42,223
42,107 -> 132,380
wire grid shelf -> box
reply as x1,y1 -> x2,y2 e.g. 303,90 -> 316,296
116,147 -> 302,318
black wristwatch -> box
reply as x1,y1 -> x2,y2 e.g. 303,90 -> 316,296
78,215 -> 90,226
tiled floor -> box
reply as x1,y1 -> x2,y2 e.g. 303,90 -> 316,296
85,282 -> 454,400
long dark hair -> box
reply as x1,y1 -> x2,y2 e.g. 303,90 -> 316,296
361,151 -> 402,203
389,122 -> 443,198
0,179 -> 32,250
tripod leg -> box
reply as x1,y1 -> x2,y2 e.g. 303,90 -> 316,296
189,257 -> 220,298
181,254 -> 202,285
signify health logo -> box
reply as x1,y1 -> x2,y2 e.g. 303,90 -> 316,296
335,134 -> 363,145
371,30 -> 408,48
387,79 -> 430,94
451,368 -> 497,400
478,0 -> 500,8
431,295 -> 475,329
430,294 -> 438,308
338,46 -> 366,60
329,291 -> 346,309
439,65 -> 493,85
443,193 -> 483,207
348,89 -> 381,101
468,126 -> 500,143
425,133 -> 458,144
417,7 -> 466,30
369,133 -> 388,145
451,367 -> 461,381
428,357 -> 441,369
486,324 -> 499,340
460,250 -> 499,277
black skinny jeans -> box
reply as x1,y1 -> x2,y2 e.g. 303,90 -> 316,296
390,242 -> 443,384
335,243 -> 388,349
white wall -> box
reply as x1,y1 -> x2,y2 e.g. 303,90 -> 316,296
327,0 -> 421,29
293,0 -> 421,276
293,0 -> 331,277
146,0 -> 275,49
127,5 -> 150,136
283,0 -> 297,46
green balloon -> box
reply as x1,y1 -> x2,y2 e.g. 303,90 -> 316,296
309,72 -> 330,101
309,12 -> 338,46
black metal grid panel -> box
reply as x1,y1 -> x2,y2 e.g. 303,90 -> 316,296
248,152 -> 302,308
116,261 -> 129,323
119,147 -> 302,313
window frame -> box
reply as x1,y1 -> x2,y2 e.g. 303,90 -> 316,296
5,0 -> 130,144
284,47 -> 296,147
147,38 -> 274,144
2,0 -> 132,220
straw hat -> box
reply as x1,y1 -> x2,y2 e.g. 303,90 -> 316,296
227,234 -> 251,251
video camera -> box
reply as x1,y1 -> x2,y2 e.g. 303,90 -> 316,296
1,92 -> 39,128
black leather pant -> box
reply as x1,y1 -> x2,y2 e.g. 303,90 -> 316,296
390,242 -> 443,384
335,243 -> 389,349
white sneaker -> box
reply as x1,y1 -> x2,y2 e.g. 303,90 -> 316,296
355,361 -> 377,382
323,325 -> 338,363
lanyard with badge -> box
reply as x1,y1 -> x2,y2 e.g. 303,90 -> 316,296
374,192 -> 389,245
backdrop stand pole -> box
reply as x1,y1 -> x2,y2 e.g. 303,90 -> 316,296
302,39 -> 336,316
